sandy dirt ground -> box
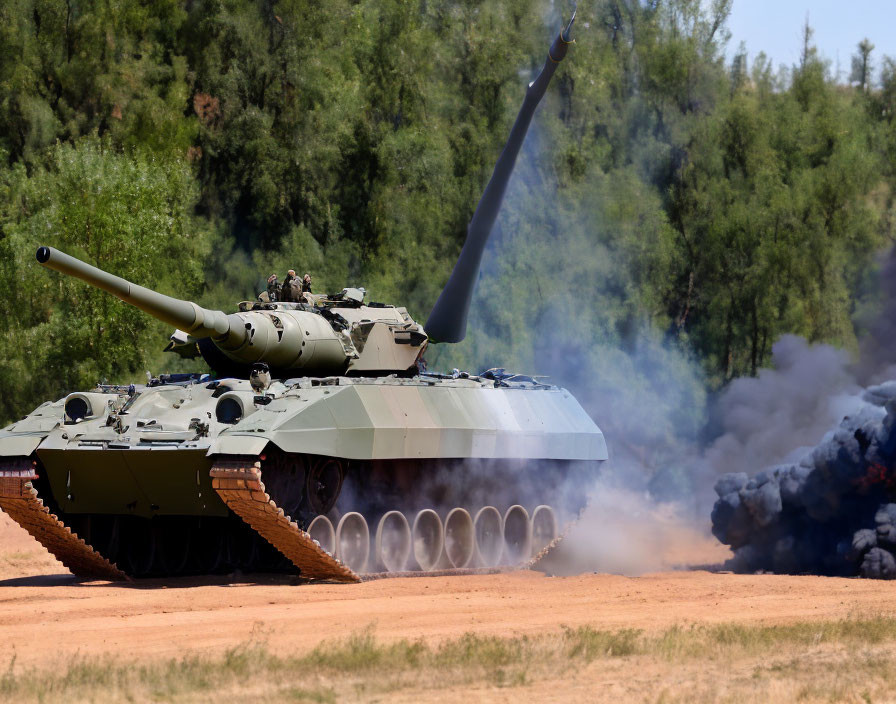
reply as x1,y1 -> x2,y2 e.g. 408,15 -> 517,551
2,508 -> 896,675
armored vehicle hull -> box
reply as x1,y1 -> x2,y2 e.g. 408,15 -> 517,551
0,374 -> 605,580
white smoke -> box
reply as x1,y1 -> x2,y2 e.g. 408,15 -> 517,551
534,478 -> 727,576
700,335 -> 866,481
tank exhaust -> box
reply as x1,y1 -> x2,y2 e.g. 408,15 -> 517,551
473,506 -> 504,567
425,4 -> 577,343
530,505 -> 558,555
336,512 -> 370,573
375,511 -> 411,572
503,505 -> 532,564
441,508 -> 475,569
412,509 -> 444,571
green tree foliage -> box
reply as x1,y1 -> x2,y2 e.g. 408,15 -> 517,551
0,0 -> 195,161
852,38 -> 875,93
668,46 -> 882,381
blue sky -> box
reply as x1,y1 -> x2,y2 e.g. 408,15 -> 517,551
725,0 -> 896,82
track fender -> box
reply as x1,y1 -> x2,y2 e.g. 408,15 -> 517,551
0,434 -> 45,458
207,433 -> 270,457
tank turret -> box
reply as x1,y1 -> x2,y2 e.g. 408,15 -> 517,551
36,246 -> 426,378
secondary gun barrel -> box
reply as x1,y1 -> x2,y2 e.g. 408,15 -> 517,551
36,246 -> 240,343
425,9 -> 577,343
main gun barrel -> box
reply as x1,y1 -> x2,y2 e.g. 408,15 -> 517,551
36,246 -> 237,341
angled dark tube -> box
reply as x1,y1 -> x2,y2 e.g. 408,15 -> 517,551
425,9 -> 576,343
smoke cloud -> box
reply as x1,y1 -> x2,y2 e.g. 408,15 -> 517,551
701,336 -> 865,480
711,380 -> 896,577
533,478 -> 727,577
526,327 -> 733,575
541,314 -> 896,579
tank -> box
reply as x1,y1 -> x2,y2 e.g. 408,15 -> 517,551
0,9 -> 605,582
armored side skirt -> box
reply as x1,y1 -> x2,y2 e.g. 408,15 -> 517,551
37,448 -> 227,519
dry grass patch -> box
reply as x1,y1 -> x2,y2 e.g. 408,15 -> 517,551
0,550 -> 59,579
2,617 -> 896,702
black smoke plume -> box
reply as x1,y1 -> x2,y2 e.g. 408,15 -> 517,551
711,379 -> 896,578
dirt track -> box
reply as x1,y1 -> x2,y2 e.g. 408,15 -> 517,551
3,509 -> 896,670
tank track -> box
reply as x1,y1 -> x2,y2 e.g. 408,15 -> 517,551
210,458 -> 360,583
0,458 -> 129,581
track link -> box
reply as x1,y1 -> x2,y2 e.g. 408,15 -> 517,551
526,531 -> 566,569
526,495 -> 591,571
210,458 -> 359,583
0,458 -> 129,581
